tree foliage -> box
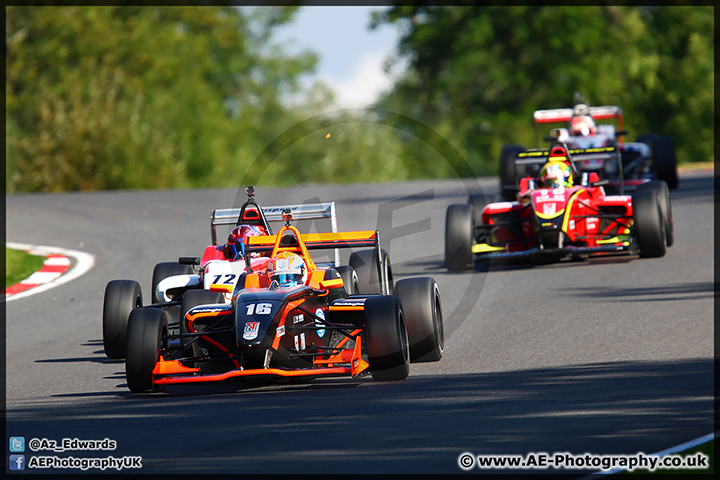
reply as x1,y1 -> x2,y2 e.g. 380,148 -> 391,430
6,6 -> 712,193
372,5 -> 713,175
6,6 -> 320,192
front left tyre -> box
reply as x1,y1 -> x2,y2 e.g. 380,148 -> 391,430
364,295 -> 410,381
394,277 -> 444,363
632,189 -> 667,258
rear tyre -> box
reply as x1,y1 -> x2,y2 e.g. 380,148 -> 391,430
349,249 -> 393,295
126,308 -> 166,393
636,180 -> 673,247
151,262 -> 194,304
394,277 -> 444,363
632,189 -> 667,258
445,204 -> 474,272
102,280 -> 143,359
334,265 -> 359,295
499,144 -> 525,201
637,134 -> 679,189
365,295 -> 410,381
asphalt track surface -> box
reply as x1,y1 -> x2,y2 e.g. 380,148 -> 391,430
5,171 -> 715,475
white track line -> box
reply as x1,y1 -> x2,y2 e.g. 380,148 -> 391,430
582,431 -> 715,477
5,242 -> 96,302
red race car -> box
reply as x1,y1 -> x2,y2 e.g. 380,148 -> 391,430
499,97 -> 679,201
446,132 -> 673,271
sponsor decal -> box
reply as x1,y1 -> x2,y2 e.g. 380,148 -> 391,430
300,333 -> 306,350
586,217 -> 598,231
243,322 -> 260,340
334,300 -> 367,307
294,335 -> 299,351
276,325 -> 285,337
315,308 -> 326,338
569,220 -> 576,230
543,203 -> 556,215
292,314 -> 304,324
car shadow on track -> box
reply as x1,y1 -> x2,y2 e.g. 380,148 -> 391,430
10,358 -> 714,475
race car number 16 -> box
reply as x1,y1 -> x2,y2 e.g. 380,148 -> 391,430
246,303 -> 272,315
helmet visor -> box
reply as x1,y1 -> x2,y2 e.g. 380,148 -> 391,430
272,273 -> 304,287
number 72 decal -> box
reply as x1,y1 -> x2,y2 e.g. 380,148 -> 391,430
212,274 -> 237,285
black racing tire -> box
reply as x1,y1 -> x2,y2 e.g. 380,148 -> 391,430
467,193 -> 487,227
349,249 -> 393,295
365,295 -> 410,381
499,144 -> 525,201
637,134 -> 679,189
334,265 -> 360,295
394,277 -> 444,363
151,262 -> 194,304
125,308 -> 166,393
632,189 -> 667,258
636,180 -> 674,248
102,280 -> 143,359
445,203 -> 474,272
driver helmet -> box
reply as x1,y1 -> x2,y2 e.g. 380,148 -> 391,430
540,161 -> 573,188
569,115 -> 596,136
227,224 -> 266,259
267,251 -> 307,287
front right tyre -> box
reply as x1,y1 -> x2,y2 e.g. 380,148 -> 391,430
102,280 -> 143,359
126,308 -> 167,393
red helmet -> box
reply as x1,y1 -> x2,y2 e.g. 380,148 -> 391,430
569,115 -> 596,136
227,224 -> 266,259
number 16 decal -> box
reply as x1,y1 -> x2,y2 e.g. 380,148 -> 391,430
246,303 -> 272,315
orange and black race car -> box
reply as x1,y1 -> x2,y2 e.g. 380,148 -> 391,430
124,216 -> 444,393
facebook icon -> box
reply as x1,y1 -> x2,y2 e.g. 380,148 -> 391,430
10,455 -> 25,470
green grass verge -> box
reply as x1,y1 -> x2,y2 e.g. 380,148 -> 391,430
6,247 -> 45,288
615,439 -> 713,476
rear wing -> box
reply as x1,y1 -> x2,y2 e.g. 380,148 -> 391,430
533,106 -> 623,124
516,144 -> 623,191
211,202 -> 339,265
515,146 -> 619,166
245,228 -> 389,295
533,105 -> 624,147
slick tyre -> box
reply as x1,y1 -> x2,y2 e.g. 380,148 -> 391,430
632,189 -> 667,258
394,277 -> 444,363
349,249 -> 393,295
637,134 -> 679,189
126,308 -> 166,393
151,262 -> 194,304
636,180 -> 674,247
445,204 -> 473,272
334,265 -> 360,295
468,193 -> 486,227
102,280 -> 143,359
365,295 -> 410,381
500,144 -> 525,201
